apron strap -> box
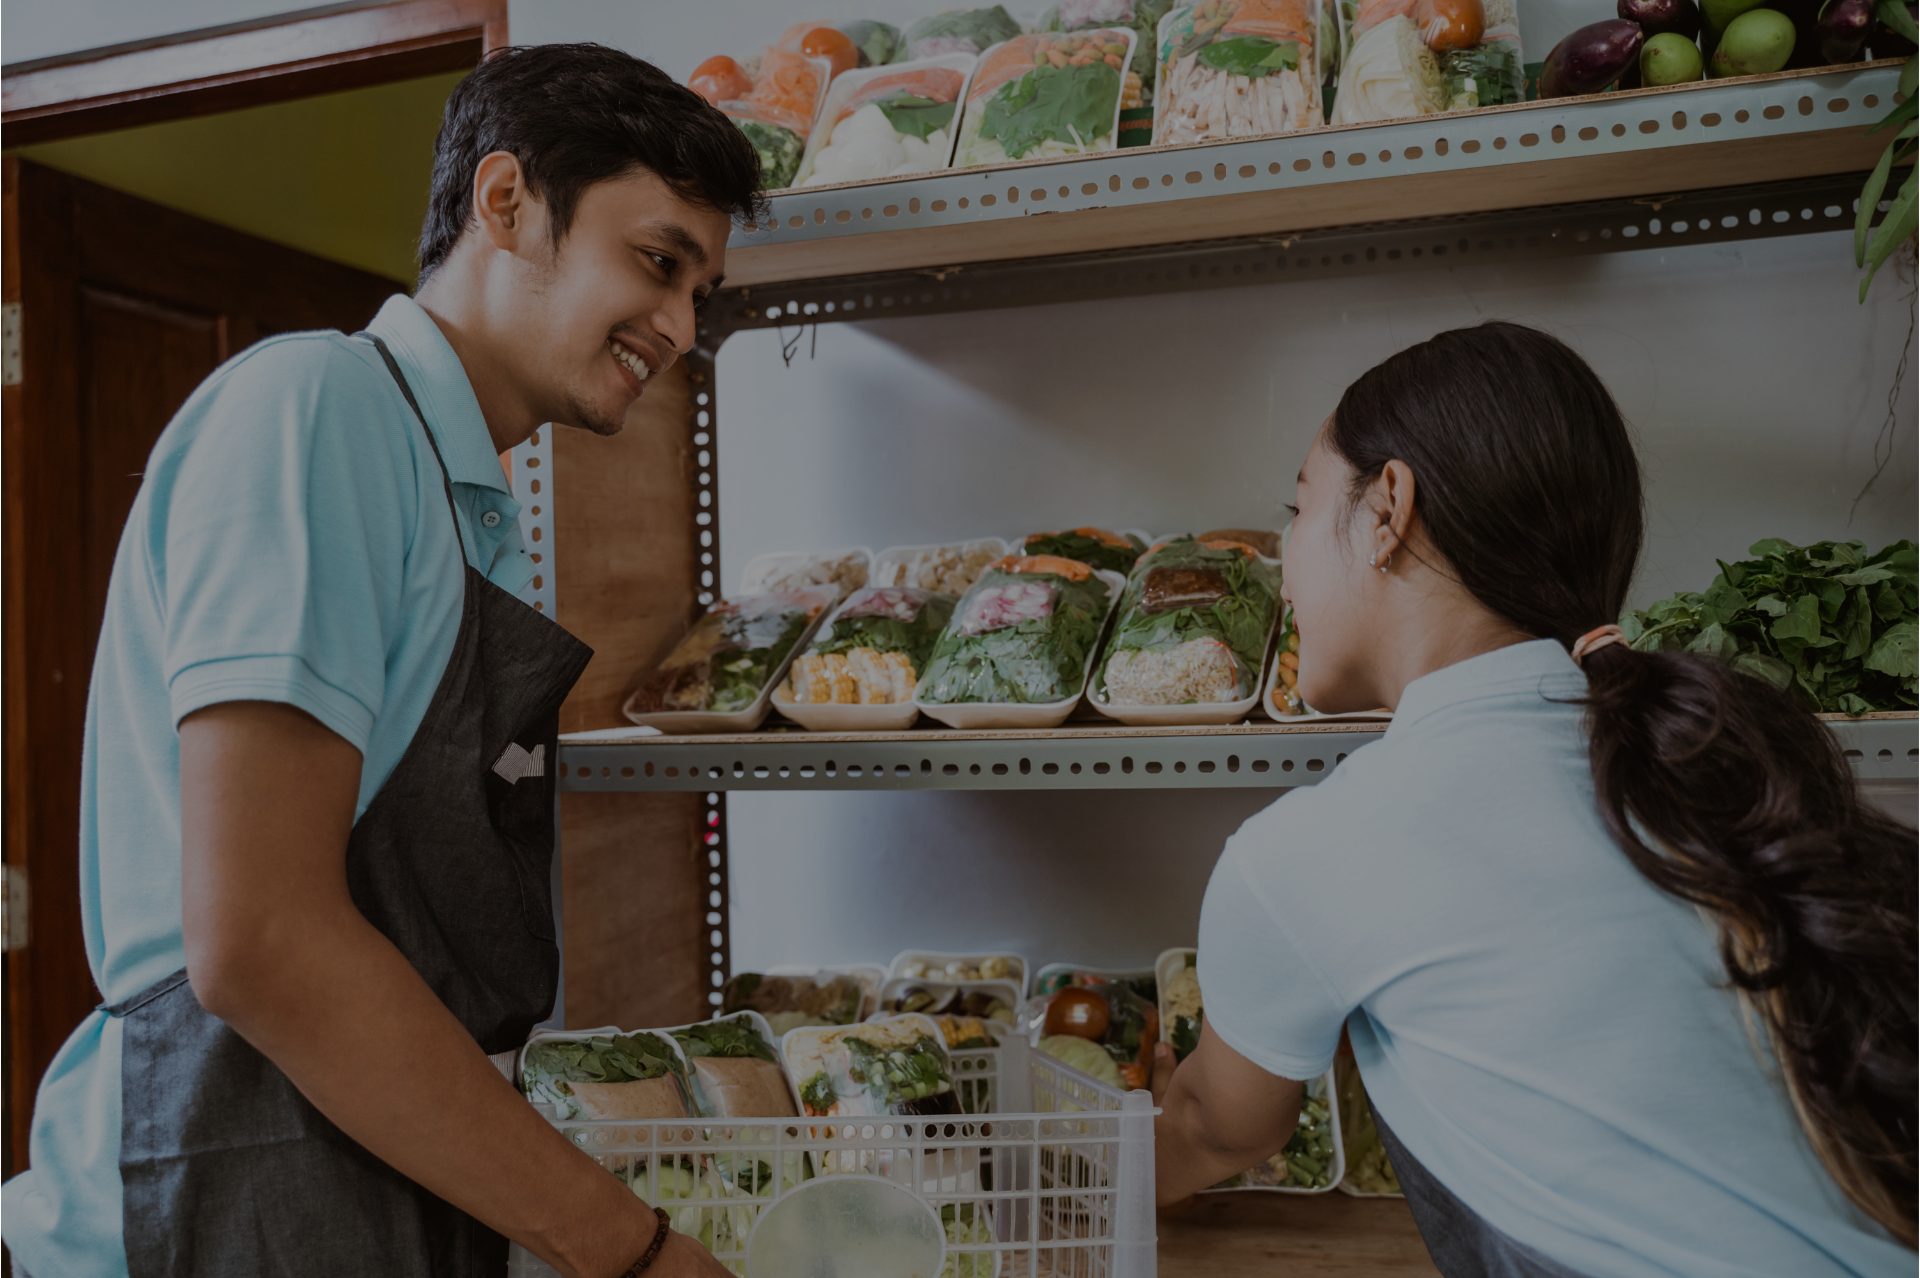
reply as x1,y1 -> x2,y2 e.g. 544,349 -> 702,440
100,968 -> 190,1019
357,331 -> 471,567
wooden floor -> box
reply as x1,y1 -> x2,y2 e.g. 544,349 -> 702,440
1159,1194 -> 1439,1275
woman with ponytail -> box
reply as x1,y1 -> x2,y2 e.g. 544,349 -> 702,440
1151,322 -> 1916,1276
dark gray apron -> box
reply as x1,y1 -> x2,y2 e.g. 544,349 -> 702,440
107,334 -> 592,1278
1377,1112 -> 1591,1278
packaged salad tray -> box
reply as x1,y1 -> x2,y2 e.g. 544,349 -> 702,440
797,55 -> 977,187
1156,947 -> 1345,1193
517,1028 -> 694,1121
954,28 -> 1139,167
915,557 -> 1124,729
690,48 -> 833,189
1329,0 -> 1525,126
665,1012 -> 798,1119
1153,0 -> 1329,145
782,1014 -> 963,1118
774,585 -> 957,731
722,968 -> 879,1036
873,537 -> 1009,597
622,586 -> 836,733
1014,527 -> 1148,576
1092,535 -> 1282,725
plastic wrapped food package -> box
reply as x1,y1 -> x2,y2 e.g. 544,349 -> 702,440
798,57 -> 976,186
696,49 -> 832,189
1016,527 -> 1147,575
1029,978 -> 1160,1091
916,557 -> 1119,708
1154,0 -> 1326,144
518,1030 -> 693,1120
878,977 -> 1022,1027
668,1013 -> 798,1119
903,5 -> 1025,59
1096,536 -> 1281,708
622,587 -> 834,728
740,547 -> 871,600
782,586 -> 955,706
783,1014 -> 963,1117
722,970 -> 872,1036
1330,0 -> 1524,125
874,538 -> 1008,595
1031,962 -> 1158,1002
771,18 -> 904,71
954,29 -> 1140,167
1042,0 -> 1178,89
891,950 -> 1028,989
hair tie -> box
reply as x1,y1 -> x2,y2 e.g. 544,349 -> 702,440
1571,623 -> 1627,666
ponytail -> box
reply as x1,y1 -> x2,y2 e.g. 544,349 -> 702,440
1330,321 -> 1918,1246
1582,645 -> 1917,1245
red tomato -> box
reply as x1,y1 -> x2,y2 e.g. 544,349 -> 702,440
799,27 -> 860,78
1043,988 -> 1112,1041
689,55 -> 752,105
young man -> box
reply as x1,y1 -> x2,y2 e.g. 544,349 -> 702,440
2,44 -> 760,1278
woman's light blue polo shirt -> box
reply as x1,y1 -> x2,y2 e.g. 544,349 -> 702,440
2,295 -> 536,1276
1198,639 -> 1909,1276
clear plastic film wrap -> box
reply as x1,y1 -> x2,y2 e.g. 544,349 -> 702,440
782,1015 -> 963,1118
782,585 -> 956,707
701,49 -> 832,189
1097,535 -> 1281,706
798,57 -> 975,186
916,556 -> 1116,705
954,28 -> 1141,167
902,5 -> 1025,59
1015,526 -> 1147,575
1154,0 -> 1329,143
624,588 -> 833,718
1329,0 -> 1524,125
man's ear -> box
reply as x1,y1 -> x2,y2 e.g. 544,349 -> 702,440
471,150 -> 537,254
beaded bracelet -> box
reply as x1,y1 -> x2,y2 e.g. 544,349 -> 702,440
621,1207 -> 673,1276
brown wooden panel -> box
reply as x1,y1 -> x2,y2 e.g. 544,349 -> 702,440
1159,1193 -> 1438,1275
551,355 -> 710,1030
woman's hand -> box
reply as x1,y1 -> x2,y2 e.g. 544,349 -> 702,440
1151,1023 -> 1305,1205
1149,1043 -> 1200,1216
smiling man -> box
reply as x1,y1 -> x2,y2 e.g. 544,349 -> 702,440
3,44 -> 758,1278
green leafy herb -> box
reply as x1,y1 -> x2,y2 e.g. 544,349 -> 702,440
1020,529 -> 1145,574
800,1071 -> 838,1115
980,61 -> 1123,159
734,119 -> 805,189
1196,35 -> 1300,77
672,1014 -> 779,1063
842,1033 -> 959,1115
1621,538 -> 1918,714
810,588 -> 954,670
877,93 -> 958,141
918,567 -> 1113,704
1442,43 -> 1524,108
520,1032 -> 688,1116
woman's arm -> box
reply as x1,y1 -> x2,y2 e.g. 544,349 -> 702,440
1151,1024 -> 1305,1204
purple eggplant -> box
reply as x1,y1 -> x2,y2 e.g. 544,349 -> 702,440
1619,0 -> 1703,40
1816,0 -> 1876,62
1540,19 -> 1648,97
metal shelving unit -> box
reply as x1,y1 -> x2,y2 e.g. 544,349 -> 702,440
527,62 -> 1915,1273
556,715 -> 1918,792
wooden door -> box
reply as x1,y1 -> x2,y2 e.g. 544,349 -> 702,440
1,158 -> 403,1175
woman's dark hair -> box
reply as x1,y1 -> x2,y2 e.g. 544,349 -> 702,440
1330,321 -> 1918,1248
417,43 -> 765,280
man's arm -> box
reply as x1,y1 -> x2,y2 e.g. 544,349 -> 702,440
180,701 -> 725,1278
1151,1025 -> 1304,1204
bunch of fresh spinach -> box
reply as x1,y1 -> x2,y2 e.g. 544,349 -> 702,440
1621,539 -> 1917,715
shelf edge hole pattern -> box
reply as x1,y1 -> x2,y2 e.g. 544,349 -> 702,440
1797,95 -> 1815,116
1578,125 -> 1599,141
1762,104 -> 1785,121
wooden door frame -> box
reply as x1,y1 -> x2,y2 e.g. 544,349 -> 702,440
2,0 -> 507,145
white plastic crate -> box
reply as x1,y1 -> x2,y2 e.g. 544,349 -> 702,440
507,1036 -> 1155,1278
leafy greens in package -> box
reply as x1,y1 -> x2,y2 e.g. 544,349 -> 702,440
625,588 -> 832,719
1155,0 -> 1326,144
1018,527 -> 1146,574
904,5 -> 1025,58
670,1014 -> 797,1118
783,586 -> 956,706
1099,537 -> 1280,705
783,1014 -> 962,1118
955,29 -> 1138,166
520,1032 -> 692,1120
917,556 -> 1115,705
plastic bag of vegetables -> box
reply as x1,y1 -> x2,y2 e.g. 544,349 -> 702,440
1042,0 -> 1177,87
623,587 -> 834,729
519,1031 -> 693,1120
798,57 -> 975,186
1095,535 -> 1281,708
687,49 -> 832,189
953,29 -> 1140,166
904,5 -> 1026,58
1329,0 -> 1524,125
1154,0 -> 1327,144
916,555 -> 1118,709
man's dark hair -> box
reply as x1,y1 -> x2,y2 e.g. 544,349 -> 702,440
418,43 -> 765,280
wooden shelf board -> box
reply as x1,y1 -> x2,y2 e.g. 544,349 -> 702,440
1159,1193 -> 1437,1276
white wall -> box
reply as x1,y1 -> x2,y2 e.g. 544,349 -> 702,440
2,0 -> 378,67
513,1 -> 1920,975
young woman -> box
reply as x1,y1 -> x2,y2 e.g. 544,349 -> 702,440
1151,322 -> 1916,1276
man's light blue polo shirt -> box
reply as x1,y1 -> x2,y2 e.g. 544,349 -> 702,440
2,295 -> 536,1276
1199,640 -> 1910,1277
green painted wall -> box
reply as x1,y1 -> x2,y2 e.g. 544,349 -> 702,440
13,70 -> 465,284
